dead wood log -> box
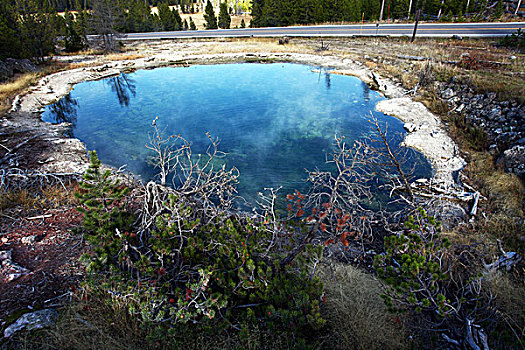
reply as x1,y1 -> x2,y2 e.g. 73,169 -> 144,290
470,191 -> 480,216
483,240 -> 522,272
465,318 -> 490,350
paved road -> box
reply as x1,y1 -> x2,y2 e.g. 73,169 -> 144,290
122,22 -> 525,40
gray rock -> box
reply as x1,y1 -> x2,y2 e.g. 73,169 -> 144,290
486,92 -> 497,102
455,104 -> 465,113
489,108 -> 502,121
489,144 -> 499,155
403,123 -> 419,133
21,236 -> 36,244
1,249 -> 29,283
0,58 -> 38,82
497,145 -> 525,179
4,309 -> 59,338
0,250 -> 11,261
442,88 -> 456,99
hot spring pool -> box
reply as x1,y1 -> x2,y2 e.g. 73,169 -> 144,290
42,63 -> 431,202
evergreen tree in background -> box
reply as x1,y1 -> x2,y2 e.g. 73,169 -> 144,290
250,0 -> 265,27
189,16 -> 197,30
75,7 -> 90,39
172,7 -> 183,29
248,0 -> 489,28
158,2 -> 179,30
204,0 -> 218,29
122,0 -> 155,33
218,2 -> 231,28
344,0 -> 364,22
293,0 -> 313,24
17,0 -> 62,62
363,0 -> 381,20
64,9 -> 86,52
0,1 -> 22,59
0,0 -> 513,60
240,18 -> 246,27
391,0 -> 410,19
493,0 -> 504,18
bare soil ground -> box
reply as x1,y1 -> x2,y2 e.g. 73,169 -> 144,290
0,185 -> 88,324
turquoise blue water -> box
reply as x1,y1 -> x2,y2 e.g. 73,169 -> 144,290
42,63 -> 431,203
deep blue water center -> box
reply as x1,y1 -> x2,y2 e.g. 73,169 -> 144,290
42,63 -> 431,203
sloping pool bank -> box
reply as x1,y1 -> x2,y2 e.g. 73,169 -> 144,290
5,50 -> 464,189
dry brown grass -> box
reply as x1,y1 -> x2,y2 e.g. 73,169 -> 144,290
191,38 -> 313,55
4,292 -> 149,350
485,271 -> 525,346
445,151 -> 525,253
0,73 -> 39,115
64,61 -> 92,70
324,36 -> 524,106
468,70 -> 525,104
0,189 -> 41,212
0,184 -> 78,215
58,48 -> 101,56
318,263 -> 411,350
41,183 -> 80,208
106,53 -> 145,62
417,89 -> 450,116
0,73 -> 38,95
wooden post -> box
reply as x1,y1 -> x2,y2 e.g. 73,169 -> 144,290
360,12 -> 364,34
411,9 -> 421,43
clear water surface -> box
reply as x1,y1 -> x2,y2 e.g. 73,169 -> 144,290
42,63 -> 431,203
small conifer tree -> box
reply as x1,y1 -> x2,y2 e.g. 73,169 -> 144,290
75,151 -> 134,269
218,2 -> 231,29
374,208 -> 452,316
204,0 -> 217,29
189,16 -> 196,30
240,18 -> 246,28
64,10 -> 85,52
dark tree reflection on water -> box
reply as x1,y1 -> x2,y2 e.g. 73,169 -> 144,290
47,94 -> 79,137
325,72 -> 331,90
106,74 -> 136,107
44,73 -> 137,138
362,81 -> 370,102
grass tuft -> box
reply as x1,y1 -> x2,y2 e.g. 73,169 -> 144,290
318,263 -> 411,350
485,271 -> 525,348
